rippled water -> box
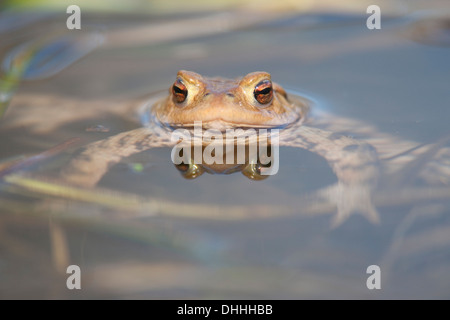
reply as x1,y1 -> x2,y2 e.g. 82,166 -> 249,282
1,8 -> 450,298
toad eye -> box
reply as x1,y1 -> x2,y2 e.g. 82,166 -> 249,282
242,163 -> 270,181
175,162 -> 204,179
253,79 -> 273,105
172,78 -> 188,103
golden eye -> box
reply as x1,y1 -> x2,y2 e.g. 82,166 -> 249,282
253,79 -> 273,105
175,162 -> 204,179
242,163 -> 270,181
172,78 -> 188,103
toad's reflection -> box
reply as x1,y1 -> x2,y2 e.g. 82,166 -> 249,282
173,145 -> 276,181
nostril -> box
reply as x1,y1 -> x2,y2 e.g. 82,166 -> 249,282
226,93 -> 235,98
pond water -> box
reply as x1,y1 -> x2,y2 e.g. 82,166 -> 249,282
0,8 -> 450,298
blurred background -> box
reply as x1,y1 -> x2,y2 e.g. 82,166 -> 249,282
2,0 -> 448,14
0,0 -> 450,299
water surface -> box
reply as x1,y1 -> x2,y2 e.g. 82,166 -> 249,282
0,8 -> 450,299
